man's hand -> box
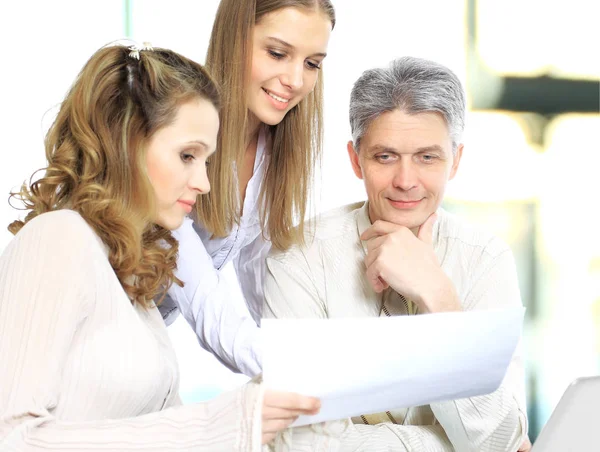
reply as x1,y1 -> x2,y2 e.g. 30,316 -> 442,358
360,213 -> 461,313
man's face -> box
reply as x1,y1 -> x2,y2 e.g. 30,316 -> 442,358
347,109 -> 463,233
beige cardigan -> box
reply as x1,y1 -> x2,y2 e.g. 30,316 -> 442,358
0,210 -> 262,451
264,202 -> 529,452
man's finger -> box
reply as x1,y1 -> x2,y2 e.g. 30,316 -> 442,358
365,262 -> 387,293
365,234 -> 387,254
417,212 -> 437,244
360,220 -> 403,241
363,243 -> 383,269
378,277 -> 389,291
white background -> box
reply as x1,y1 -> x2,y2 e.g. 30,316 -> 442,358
0,0 -> 598,439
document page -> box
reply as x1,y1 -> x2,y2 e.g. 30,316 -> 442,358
262,307 -> 524,427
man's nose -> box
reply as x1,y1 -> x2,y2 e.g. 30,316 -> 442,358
392,161 -> 418,191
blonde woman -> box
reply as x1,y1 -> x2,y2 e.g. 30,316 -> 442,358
162,0 -> 335,377
0,42 -> 319,451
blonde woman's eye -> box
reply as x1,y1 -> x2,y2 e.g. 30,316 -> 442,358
268,49 -> 285,60
306,60 -> 321,70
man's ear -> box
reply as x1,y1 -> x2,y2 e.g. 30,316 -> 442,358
449,143 -> 463,180
347,141 -> 363,180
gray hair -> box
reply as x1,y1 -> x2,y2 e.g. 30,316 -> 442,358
349,56 -> 466,152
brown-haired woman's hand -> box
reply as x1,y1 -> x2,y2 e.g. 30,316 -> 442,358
261,390 -> 321,445
518,436 -> 532,452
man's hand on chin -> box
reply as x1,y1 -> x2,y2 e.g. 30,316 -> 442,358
360,212 -> 462,313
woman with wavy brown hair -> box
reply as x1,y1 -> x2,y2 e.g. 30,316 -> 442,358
0,42 -> 319,451
161,0 -> 336,378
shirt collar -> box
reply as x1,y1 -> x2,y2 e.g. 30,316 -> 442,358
356,201 -> 372,254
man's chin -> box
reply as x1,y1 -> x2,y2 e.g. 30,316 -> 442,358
381,213 -> 419,230
378,208 -> 432,231
369,204 -> 427,230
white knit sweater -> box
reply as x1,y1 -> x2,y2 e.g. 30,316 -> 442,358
0,210 -> 262,451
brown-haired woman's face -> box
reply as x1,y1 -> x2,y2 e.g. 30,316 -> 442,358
248,7 -> 332,126
145,98 -> 219,230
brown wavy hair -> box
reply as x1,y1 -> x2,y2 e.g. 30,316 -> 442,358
8,43 -> 220,306
199,0 -> 335,250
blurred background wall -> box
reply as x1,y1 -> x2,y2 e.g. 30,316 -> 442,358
0,0 -> 598,442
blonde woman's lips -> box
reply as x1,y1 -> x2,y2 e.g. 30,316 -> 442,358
263,88 -> 290,110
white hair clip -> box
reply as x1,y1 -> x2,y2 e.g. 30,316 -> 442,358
128,42 -> 153,60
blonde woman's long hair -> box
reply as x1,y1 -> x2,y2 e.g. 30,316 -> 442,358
199,0 -> 335,250
8,44 -> 220,306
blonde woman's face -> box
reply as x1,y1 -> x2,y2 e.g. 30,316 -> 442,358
145,98 -> 219,230
248,7 -> 332,126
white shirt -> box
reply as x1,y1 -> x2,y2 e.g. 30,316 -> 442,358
263,201 -> 529,452
0,210 -> 263,451
161,128 -> 269,377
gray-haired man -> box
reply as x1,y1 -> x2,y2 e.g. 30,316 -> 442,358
264,57 -> 530,451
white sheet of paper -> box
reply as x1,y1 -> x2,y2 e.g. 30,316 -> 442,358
262,307 -> 524,427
